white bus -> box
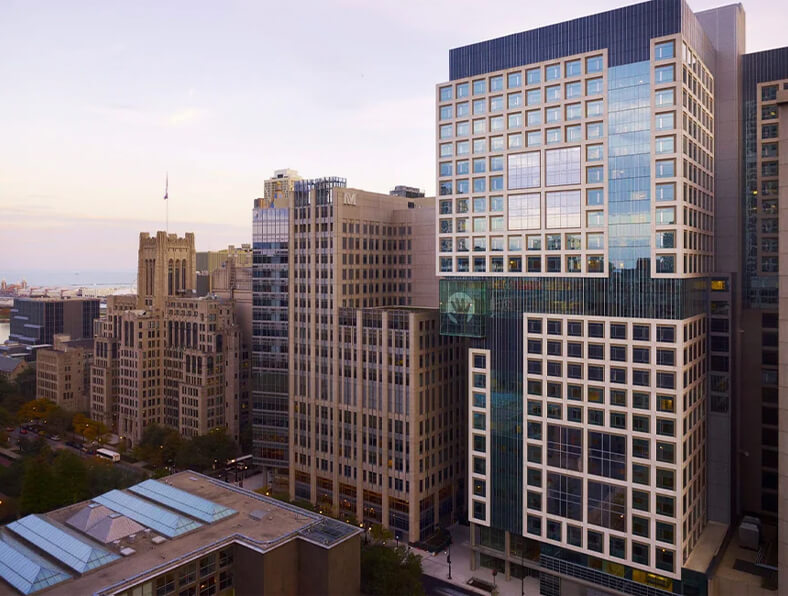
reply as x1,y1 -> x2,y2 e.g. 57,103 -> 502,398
96,448 -> 120,463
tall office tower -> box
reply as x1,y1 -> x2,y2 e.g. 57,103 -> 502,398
251,196 -> 290,488
36,334 -> 94,412
9,297 -> 100,347
433,1 -> 764,593
285,178 -> 467,542
137,231 -> 197,310
91,233 -> 241,446
263,168 -> 301,204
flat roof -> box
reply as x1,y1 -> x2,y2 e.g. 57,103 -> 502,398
0,471 -> 361,596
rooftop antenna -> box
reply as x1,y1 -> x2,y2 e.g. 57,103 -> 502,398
163,172 -> 169,233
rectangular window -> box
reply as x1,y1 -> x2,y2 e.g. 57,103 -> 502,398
586,77 -> 603,95
508,193 -> 541,230
546,127 -> 561,144
656,136 -> 675,154
587,481 -> 627,531
546,85 -> 561,102
586,121 -> 603,139
508,92 -> 522,109
526,68 -> 540,85
508,72 -> 522,88
655,159 -> 674,177
655,40 -> 675,60
508,113 -> 523,129
655,182 -> 675,201
655,88 -> 675,106
565,81 -> 582,99
456,82 -> 469,98
472,79 -> 486,95
526,88 -> 541,106
586,55 -> 603,73
547,472 -> 583,520
566,103 -> 582,120
545,147 -> 581,186
566,125 -> 582,142
655,64 -> 675,83
545,190 -> 581,228
439,86 -> 452,101
490,75 -> 504,91
439,105 -> 452,120
565,59 -> 582,77
586,99 -> 603,118
490,96 -> 504,112
457,101 -> 470,117
587,256 -> 604,273
655,207 -> 675,224
508,152 -> 541,189
655,111 -> 675,130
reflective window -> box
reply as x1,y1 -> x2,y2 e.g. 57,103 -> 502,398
490,136 -> 505,151
587,255 -> 604,273
508,193 -> 541,230
586,122 -> 603,139
656,207 -> 675,225
457,179 -> 469,194
656,182 -> 675,201
472,79 -> 486,95
655,159 -> 675,178
439,143 -> 452,158
473,158 -> 486,173
545,64 -> 560,81
508,71 -> 522,88
456,82 -> 469,98
567,256 -> 581,272
566,60 -> 582,77
586,56 -> 603,73
587,188 -> 603,205
439,86 -> 452,101
586,166 -> 604,183
547,425 -> 583,471
655,88 -> 675,106
546,127 -> 561,144
490,175 -> 504,190
566,125 -> 582,142
546,106 -> 561,123
655,40 -> 675,60
655,64 -> 675,83
508,113 -> 523,129
457,101 -> 470,117
490,155 -> 504,171
546,190 -> 581,228
439,105 -> 452,120
566,103 -> 582,120
527,235 -> 541,250
456,121 -> 469,137
586,99 -> 603,118
546,85 -> 561,102
526,68 -> 541,85
586,77 -> 603,95
655,111 -> 674,130
545,147 -> 581,186
587,481 -> 627,531
656,136 -> 675,154
508,236 -> 522,251
473,118 -> 486,134
566,234 -> 581,250
656,231 -> 675,249
439,162 -> 452,177
490,75 -> 504,91
565,81 -> 582,99
527,131 -> 542,147
457,160 -> 470,174
526,109 -> 541,126
587,233 -> 603,250
508,133 -> 523,149
526,88 -> 542,105
508,92 -> 523,109
472,98 -> 485,115
586,144 -> 603,162
547,473 -> 583,521
656,255 -> 675,273
472,138 -> 486,154
587,211 -> 604,227
490,96 -> 504,112
490,196 -> 504,211
508,152 -> 541,189
490,115 -> 504,131
473,178 -> 486,193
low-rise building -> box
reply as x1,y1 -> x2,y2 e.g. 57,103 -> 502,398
0,471 -> 361,596
36,334 -> 93,412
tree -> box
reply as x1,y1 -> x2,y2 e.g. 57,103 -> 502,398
370,523 -> 394,543
16,398 -> 57,426
73,413 -> 109,443
14,367 -> 36,400
176,428 -> 238,473
52,450 -> 89,504
20,456 -> 57,514
361,545 -> 424,596
135,424 -> 183,468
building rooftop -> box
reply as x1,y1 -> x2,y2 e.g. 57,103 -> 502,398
0,471 -> 361,596
0,356 -> 24,374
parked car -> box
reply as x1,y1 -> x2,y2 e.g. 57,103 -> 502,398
50,435 -> 61,441
19,428 -> 27,435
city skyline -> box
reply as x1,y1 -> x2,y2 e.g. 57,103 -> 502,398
1,0 -> 785,275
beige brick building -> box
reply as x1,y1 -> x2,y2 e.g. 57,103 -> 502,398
90,232 -> 241,447
36,334 -> 93,412
285,179 -> 467,542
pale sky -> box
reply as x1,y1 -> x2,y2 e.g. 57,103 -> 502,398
0,0 -> 784,276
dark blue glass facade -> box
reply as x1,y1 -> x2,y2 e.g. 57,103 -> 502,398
742,47 -> 788,308
449,0 -> 681,79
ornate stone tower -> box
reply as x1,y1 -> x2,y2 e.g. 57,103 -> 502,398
137,231 -> 196,310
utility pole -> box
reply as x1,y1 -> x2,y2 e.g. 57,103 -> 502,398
447,544 -> 452,580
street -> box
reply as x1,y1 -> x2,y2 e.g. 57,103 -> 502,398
422,574 -> 482,596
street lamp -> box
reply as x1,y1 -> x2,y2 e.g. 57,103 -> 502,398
395,533 -> 400,549
447,544 -> 452,580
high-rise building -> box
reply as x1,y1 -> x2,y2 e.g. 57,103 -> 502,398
91,233 -> 241,447
8,297 -> 100,347
250,171 -> 298,487
253,176 -> 468,542
36,334 -> 94,412
435,1 -> 787,593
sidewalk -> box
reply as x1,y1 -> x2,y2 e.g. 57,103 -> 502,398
416,524 -> 540,596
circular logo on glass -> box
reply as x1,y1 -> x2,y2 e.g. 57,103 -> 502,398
446,291 -> 475,325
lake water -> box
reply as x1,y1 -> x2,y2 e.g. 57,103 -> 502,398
0,322 -> 9,344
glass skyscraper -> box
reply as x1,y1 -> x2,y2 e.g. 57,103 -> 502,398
434,0 -> 788,593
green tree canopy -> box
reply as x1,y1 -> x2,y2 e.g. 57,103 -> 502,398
361,545 -> 424,596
